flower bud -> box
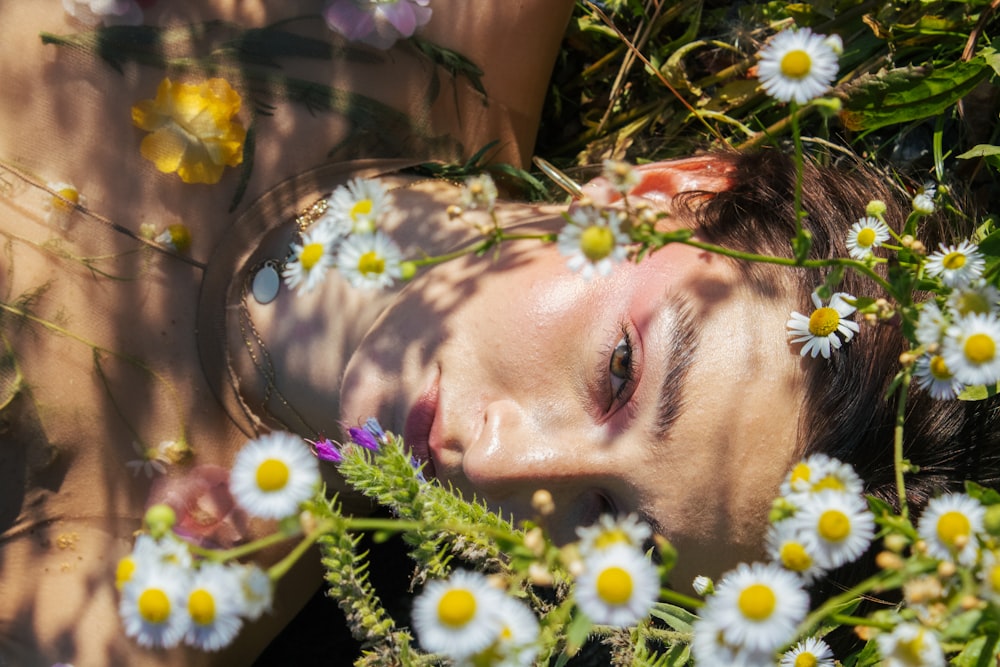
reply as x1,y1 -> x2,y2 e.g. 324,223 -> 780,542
983,504 -> 1000,535
144,503 -> 177,538
531,489 -> 555,516
866,200 -> 887,217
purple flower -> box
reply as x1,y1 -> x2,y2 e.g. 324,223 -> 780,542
309,437 -> 343,463
348,426 -> 380,451
323,0 -> 432,50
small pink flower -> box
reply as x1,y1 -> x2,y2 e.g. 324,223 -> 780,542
147,465 -> 250,549
323,0 -> 432,50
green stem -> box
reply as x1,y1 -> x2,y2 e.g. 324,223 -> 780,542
407,232 -> 556,268
268,522 -> 331,580
659,588 -> 704,610
829,613 -> 894,631
677,239 -> 896,295
189,527 -> 302,563
795,569 -> 889,637
790,102 -> 806,234
893,368 -> 913,521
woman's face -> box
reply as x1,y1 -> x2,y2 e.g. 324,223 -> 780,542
339,166 -> 809,584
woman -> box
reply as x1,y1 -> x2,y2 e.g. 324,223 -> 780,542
1,2 -> 997,667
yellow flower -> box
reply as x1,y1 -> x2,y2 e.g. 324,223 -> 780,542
131,78 -> 246,184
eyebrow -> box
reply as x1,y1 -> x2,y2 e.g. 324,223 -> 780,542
651,295 -> 699,443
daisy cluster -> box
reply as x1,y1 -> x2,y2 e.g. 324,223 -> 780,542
691,454 -> 872,666
911,238 -> 1000,399
117,431 -> 322,650
282,177 -> 405,294
117,513 -> 274,651
410,513 -> 659,666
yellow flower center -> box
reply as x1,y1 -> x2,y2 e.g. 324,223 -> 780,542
929,355 -> 953,380
437,589 -> 477,628
737,583 -> 776,621
818,509 -> 850,542
167,223 -> 192,253
53,187 -> 80,210
790,462 -> 812,485
138,588 -> 171,624
989,564 -> 1000,593
813,475 -> 847,492
596,566 -> 634,605
856,228 -> 876,247
780,49 -> 813,79
953,292 -> 991,316
350,199 -> 373,221
300,243 -> 325,271
116,556 -> 136,590
897,630 -> 927,663
580,226 -> 615,262
780,541 -> 813,572
936,510 -> 971,548
189,589 -> 216,626
965,333 -> 996,364
794,653 -> 818,667
808,307 -> 840,336
357,251 -> 386,276
942,251 -> 967,270
593,529 -> 631,550
256,458 -> 290,492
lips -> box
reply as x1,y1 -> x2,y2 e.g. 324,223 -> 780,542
403,374 -> 439,480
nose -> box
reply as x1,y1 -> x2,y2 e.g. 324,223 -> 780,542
460,397 -> 611,523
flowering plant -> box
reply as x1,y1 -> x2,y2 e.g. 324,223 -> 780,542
109,2 -> 1000,666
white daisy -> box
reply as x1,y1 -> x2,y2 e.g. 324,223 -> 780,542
691,614 -> 775,667
183,563 -> 245,652
119,562 -> 192,649
916,492 -> 985,566
941,312 -> 1000,387
326,177 -> 391,235
116,534 -> 194,591
336,230 -> 403,290
786,291 -> 860,359
780,636 -> 835,667
756,28 -> 840,104
601,159 -> 640,194
457,594 -> 540,667
925,240 -> 985,288
915,300 -> 949,347
229,432 -> 321,520
236,564 -> 274,621
766,519 -> 826,583
557,206 -> 630,280
790,489 -> 875,570
699,561 -> 809,654
779,453 -> 864,498
876,623 -> 945,667
845,216 -> 891,259
575,513 -> 652,556
282,224 -> 339,293
411,569 -> 505,659
574,544 -> 659,627
913,354 -> 964,400
460,173 -> 499,212
977,549 -> 1000,605
947,281 -> 1000,318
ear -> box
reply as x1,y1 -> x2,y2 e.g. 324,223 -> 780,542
579,155 -> 736,209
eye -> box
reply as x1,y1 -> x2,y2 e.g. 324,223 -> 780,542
607,327 -> 637,408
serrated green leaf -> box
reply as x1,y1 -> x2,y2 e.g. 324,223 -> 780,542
839,59 -> 990,132
965,480 -> 1000,505
649,603 -> 698,633
978,230 -> 1000,258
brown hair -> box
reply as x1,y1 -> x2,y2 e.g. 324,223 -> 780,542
678,149 -> 1000,606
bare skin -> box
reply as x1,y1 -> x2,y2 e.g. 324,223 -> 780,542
0,1 -> 575,665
